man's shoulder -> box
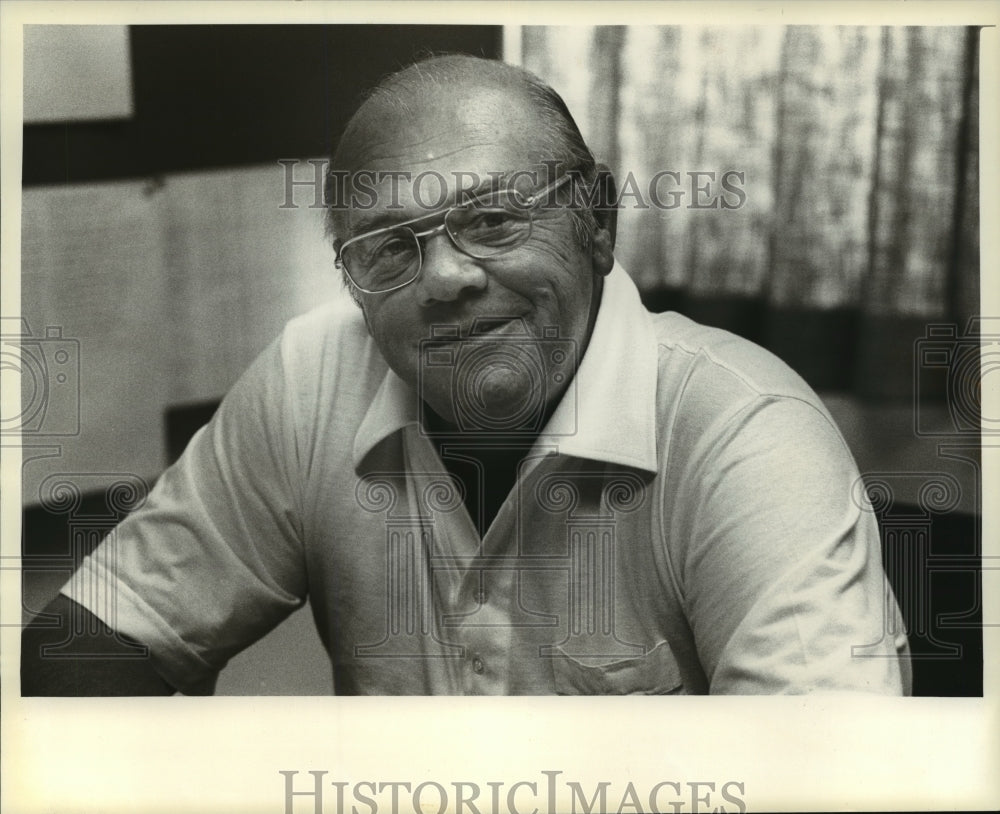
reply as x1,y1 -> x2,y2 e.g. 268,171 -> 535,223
282,296 -> 369,346
242,297 -> 390,421
648,309 -> 818,404
644,309 -> 852,489
276,297 -> 382,373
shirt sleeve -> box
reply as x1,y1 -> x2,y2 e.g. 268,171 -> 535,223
61,335 -> 309,693
670,394 -> 912,695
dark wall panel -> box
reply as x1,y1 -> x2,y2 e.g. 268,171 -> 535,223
23,25 -> 502,185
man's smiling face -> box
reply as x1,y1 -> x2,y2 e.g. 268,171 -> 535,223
334,81 -> 614,430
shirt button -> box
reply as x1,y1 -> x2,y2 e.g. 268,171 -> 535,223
472,656 -> 485,674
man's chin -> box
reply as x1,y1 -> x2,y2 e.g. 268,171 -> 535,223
421,371 -> 546,434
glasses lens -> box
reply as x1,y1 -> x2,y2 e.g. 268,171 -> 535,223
447,191 -> 534,258
342,229 -> 421,291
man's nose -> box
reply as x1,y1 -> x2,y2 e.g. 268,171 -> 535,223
414,232 -> 488,306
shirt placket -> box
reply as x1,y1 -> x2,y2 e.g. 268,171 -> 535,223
446,448 -> 571,693
402,427 -> 512,694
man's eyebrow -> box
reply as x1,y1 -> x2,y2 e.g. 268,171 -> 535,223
349,212 -> 408,236
346,174 -> 514,238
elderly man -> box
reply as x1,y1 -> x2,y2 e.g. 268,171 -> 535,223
22,55 -> 910,695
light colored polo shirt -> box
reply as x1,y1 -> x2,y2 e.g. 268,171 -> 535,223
63,264 -> 911,695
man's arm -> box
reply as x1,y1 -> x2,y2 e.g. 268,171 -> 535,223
21,594 -> 176,696
670,394 -> 910,694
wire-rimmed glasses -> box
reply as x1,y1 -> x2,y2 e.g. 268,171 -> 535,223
334,174 -> 572,294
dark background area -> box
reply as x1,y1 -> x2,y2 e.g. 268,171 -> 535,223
23,24 -> 502,185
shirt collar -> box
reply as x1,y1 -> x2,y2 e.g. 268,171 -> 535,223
352,364 -> 416,470
535,261 -> 658,472
353,261 -> 659,474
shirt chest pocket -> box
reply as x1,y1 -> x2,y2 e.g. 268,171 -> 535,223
550,640 -> 685,695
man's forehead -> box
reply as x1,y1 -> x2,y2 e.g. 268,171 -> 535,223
341,81 -> 546,166
333,88 -> 556,236
366,78 -> 529,128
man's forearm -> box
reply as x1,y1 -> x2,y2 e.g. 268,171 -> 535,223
21,594 -> 176,696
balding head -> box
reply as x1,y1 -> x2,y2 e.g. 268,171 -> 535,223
325,55 -> 603,253
332,56 -> 592,174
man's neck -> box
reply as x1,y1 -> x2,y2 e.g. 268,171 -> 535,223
423,413 -> 534,538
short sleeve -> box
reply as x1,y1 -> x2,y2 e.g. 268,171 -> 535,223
61,336 -> 308,693
671,395 -> 911,695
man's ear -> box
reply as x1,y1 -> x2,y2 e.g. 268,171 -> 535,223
590,163 -> 617,276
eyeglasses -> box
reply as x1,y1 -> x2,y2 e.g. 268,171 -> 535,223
334,174 -> 572,294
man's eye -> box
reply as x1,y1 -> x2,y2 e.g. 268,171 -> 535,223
373,237 -> 414,258
460,207 -> 530,237
353,233 -> 419,282
469,210 -> 514,230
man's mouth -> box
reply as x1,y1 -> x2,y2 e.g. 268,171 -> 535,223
426,315 -> 530,342
464,316 -> 529,339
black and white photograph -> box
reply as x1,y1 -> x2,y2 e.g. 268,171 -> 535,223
2,2 -> 998,812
